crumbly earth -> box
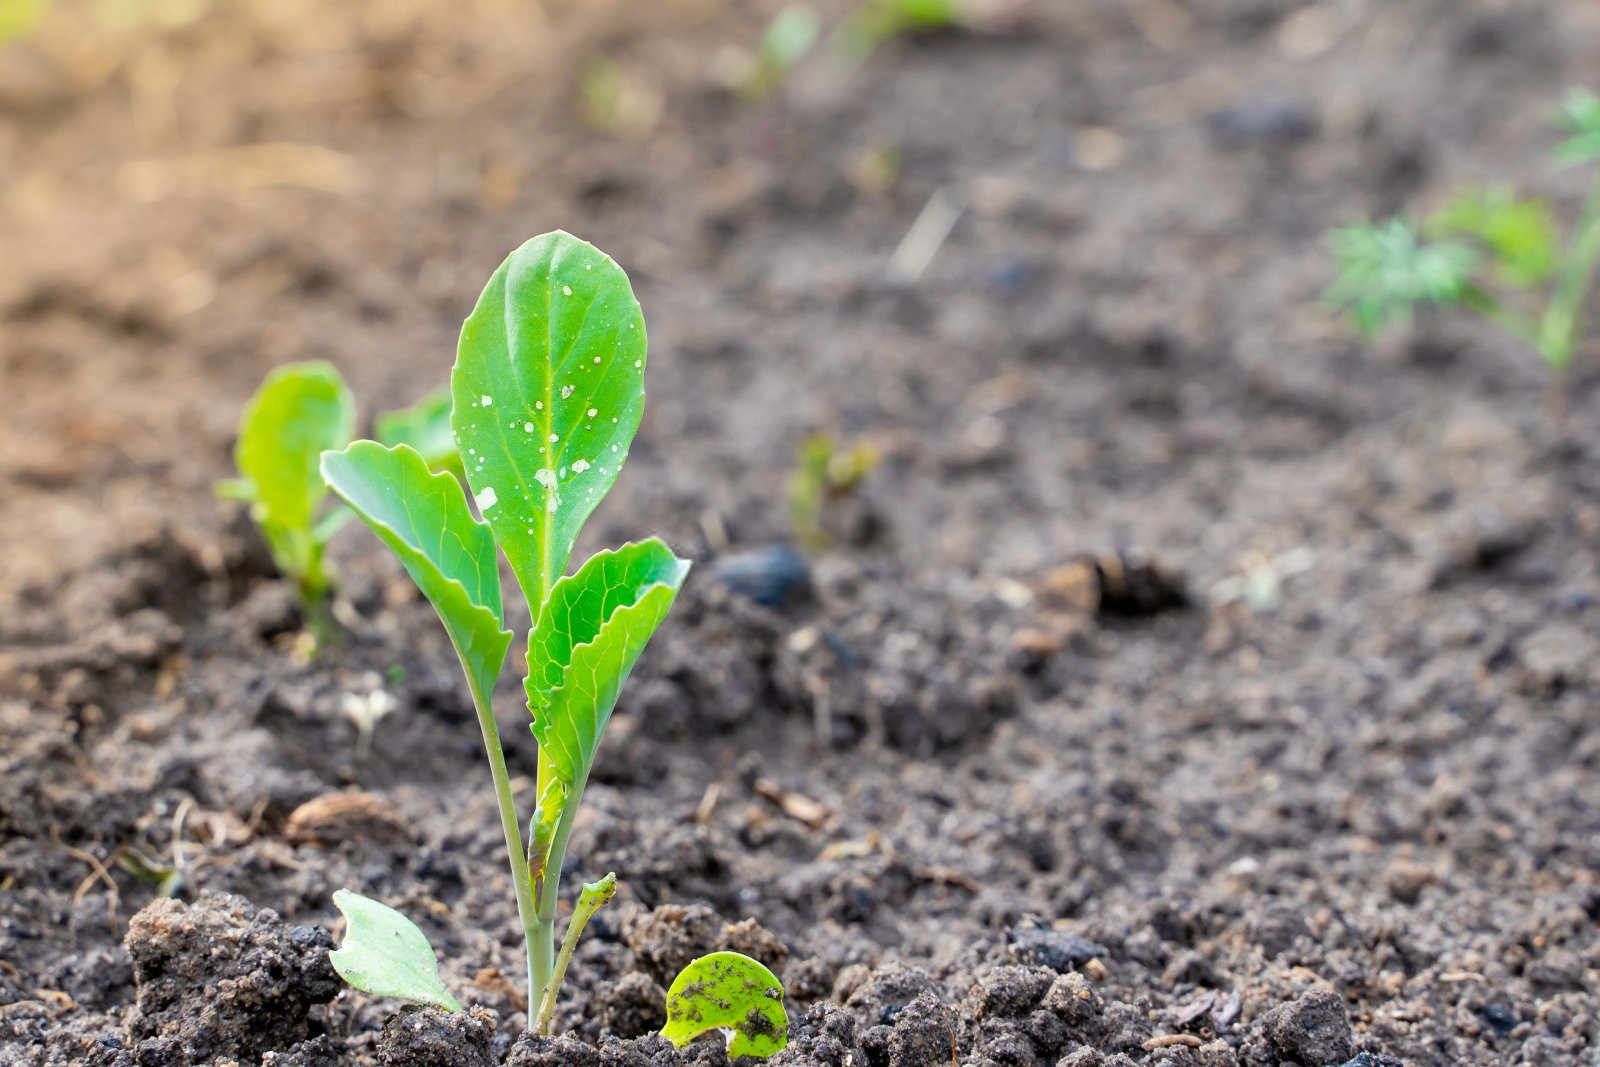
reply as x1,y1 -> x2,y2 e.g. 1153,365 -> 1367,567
2,0 -> 1599,1064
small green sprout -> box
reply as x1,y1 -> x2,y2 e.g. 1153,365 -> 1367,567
788,431 -> 880,551
741,5 -> 821,100
321,232 -> 702,1040
1327,87 -> 1600,406
216,361 -> 355,622
662,952 -> 789,1057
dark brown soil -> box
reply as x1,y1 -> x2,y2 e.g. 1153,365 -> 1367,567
2,1 -> 1598,1064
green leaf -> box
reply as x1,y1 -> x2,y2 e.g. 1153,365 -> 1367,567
376,388 -> 462,478
329,889 -> 461,1013
524,539 -> 689,794
1555,86 -> 1600,165
1428,186 -> 1559,289
231,361 -> 355,589
662,952 -> 789,1058
452,231 -> 649,608
321,441 -> 513,698
1325,218 -> 1478,334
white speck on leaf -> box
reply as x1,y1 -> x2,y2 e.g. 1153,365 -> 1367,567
572,459 -> 590,473
587,408 -> 598,418
549,433 -> 559,443
475,486 -> 498,511
562,284 -> 573,296
535,400 -> 544,410
480,395 -> 492,407
524,422 -> 535,433
535,469 -> 557,490
561,385 -> 575,399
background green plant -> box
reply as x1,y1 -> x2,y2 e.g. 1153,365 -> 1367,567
1327,87 -> 1600,395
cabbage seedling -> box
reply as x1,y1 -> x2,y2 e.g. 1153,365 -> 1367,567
216,361 -> 355,621
320,231 -> 690,1034
1327,87 -> 1600,410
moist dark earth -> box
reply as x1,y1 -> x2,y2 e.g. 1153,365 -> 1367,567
2,0 -> 1599,1064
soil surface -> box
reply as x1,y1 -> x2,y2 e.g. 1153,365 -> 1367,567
3,1 -> 1599,1064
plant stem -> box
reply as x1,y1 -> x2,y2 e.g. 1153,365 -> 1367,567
1540,170 -> 1600,372
465,672 -> 544,1017
529,764 -> 593,1025
534,872 -> 617,1033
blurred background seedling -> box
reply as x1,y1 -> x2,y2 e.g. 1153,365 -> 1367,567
375,387 -> 462,479
788,430 -> 881,551
1327,86 -> 1600,417
216,361 -> 354,637
739,4 -> 820,100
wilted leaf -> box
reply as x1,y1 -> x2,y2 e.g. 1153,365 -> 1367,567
662,952 -> 788,1058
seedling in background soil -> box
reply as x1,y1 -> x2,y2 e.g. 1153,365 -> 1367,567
216,361 -> 355,631
1327,87 -> 1600,414
219,364 -> 464,642
319,232 -> 709,1040
787,430 -> 880,550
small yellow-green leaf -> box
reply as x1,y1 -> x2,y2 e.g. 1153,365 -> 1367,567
330,889 -> 461,1012
662,951 -> 789,1058
321,441 -> 512,699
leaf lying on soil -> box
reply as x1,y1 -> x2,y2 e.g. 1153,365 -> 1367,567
330,889 -> 461,1013
662,951 -> 789,1057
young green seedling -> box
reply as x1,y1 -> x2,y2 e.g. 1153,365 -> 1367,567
320,231 -> 692,1035
216,361 -> 355,624
1327,87 -> 1600,413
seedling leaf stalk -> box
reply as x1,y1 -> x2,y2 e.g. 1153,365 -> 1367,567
321,232 -> 691,1032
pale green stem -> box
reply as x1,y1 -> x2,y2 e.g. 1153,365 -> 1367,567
534,872 -> 618,1033
1539,170 -> 1600,371
464,671 -> 543,1016
527,763 -> 594,1025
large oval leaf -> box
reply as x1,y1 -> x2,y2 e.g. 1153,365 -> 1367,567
321,441 -> 512,698
662,952 -> 788,1058
524,538 -> 689,794
330,889 -> 461,1012
451,231 -> 648,607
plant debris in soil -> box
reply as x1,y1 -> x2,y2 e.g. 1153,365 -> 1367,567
3,0 -> 1600,1064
